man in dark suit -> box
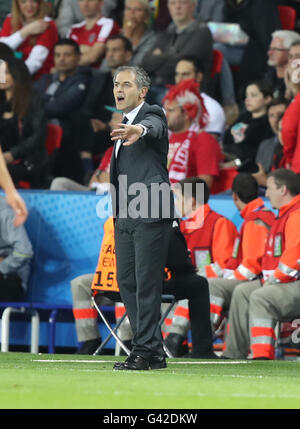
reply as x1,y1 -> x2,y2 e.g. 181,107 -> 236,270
110,66 -> 174,370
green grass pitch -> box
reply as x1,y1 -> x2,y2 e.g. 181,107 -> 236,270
0,353 -> 300,409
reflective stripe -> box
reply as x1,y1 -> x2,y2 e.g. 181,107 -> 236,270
223,268 -> 234,279
209,262 -> 224,278
210,312 -> 220,324
73,308 -> 98,320
250,317 -> 276,329
277,262 -> 299,278
236,264 -> 257,280
76,318 -> 99,328
210,295 -> 224,325
251,343 -> 275,359
210,295 -> 224,307
251,336 -> 275,346
115,305 -> 126,319
174,305 -> 190,320
73,300 -> 93,309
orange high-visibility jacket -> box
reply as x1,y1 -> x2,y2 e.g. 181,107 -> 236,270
225,198 -> 275,281
262,195 -> 300,283
180,204 -> 238,278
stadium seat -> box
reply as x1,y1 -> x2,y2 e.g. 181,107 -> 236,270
278,5 -> 297,30
211,168 -> 238,195
211,49 -> 223,79
45,123 -> 63,155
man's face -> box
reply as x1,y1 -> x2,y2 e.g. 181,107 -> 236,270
54,45 -> 80,73
164,100 -> 186,132
268,103 -> 286,134
175,60 -> 202,85
78,0 -> 102,19
268,37 -> 289,67
113,70 -> 146,113
265,176 -> 284,209
167,0 -> 195,27
105,39 -> 131,70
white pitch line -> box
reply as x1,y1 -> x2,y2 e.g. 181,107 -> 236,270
32,359 -> 250,365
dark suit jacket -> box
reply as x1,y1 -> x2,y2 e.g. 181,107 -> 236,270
110,102 -> 174,222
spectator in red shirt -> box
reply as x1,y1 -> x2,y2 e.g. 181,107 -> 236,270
0,0 -> 59,79
281,41 -> 300,173
162,79 -> 223,189
67,0 -> 119,68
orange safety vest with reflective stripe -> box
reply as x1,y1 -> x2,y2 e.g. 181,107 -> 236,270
225,199 -> 274,280
262,198 -> 300,282
180,204 -> 237,278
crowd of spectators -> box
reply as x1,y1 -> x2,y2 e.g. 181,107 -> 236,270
2,0 -> 300,359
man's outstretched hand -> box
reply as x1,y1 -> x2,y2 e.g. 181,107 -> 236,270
110,123 -> 144,146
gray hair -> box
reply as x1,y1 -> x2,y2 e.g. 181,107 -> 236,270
271,30 -> 300,49
113,66 -> 151,89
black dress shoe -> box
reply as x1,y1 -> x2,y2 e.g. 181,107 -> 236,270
113,355 -> 150,371
150,355 -> 167,369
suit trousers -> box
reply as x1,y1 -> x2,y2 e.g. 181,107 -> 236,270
115,217 -> 172,360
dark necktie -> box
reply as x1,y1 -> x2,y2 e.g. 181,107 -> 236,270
115,116 -> 129,158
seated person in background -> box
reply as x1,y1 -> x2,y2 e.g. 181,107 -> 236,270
67,0 -> 119,69
34,38 -> 92,183
56,0 -> 120,37
0,195 -> 33,301
222,169 -> 300,360
163,79 -> 223,189
142,0 -> 213,104
100,0 -> 157,71
119,0 -> 157,66
166,178 -> 237,357
264,30 -> 300,99
222,80 -> 274,170
164,176 -> 238,357
0,0 -> 59,79
174,55 -> 226,140
252,99 -> 289,187
0,56 -> 48,188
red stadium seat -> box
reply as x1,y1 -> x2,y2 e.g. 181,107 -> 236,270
211,49 -> 223,78
211,168 -> 238,195
45,123 -> 63,155
278,5 -> 297,30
